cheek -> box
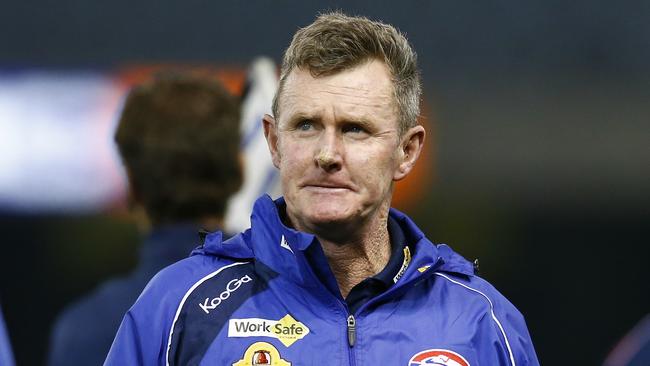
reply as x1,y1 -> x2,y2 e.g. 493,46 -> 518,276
352,147 -> 397,190
278,140 -> 311,177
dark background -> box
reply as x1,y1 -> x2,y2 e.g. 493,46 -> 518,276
1,1 -> 649,365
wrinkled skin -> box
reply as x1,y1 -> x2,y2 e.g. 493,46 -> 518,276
264,60 -> 425,244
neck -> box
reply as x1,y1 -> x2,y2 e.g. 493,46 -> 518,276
320,227 -> 391,298
306,202 -> 392,298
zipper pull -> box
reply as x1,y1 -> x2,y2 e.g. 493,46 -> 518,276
347,314 -> 356,347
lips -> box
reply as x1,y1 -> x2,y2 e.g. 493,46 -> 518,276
301,181 -> 354,191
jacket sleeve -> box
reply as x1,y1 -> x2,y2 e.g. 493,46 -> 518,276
103,256 -> 215,366
104,271 -> 183,366
104,311 -> 150,366
491,291 -> 540,366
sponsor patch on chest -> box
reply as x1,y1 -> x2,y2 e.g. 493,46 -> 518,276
228,314 -> 310,347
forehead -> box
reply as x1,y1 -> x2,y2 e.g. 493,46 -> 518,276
278,60 -> 397,125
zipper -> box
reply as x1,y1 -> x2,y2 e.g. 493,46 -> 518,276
346,312 -> 357,366
347,314 -> 356,347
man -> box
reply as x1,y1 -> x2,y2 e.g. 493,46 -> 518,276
106,13 -> 539,365
48,74 -> 242,366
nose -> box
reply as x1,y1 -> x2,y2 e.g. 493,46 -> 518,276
314,129 -> 343,173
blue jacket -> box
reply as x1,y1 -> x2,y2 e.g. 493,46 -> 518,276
106,196 -> 539,366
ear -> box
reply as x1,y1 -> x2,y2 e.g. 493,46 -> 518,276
263,114 -> 281,169
394,125 -> 425,181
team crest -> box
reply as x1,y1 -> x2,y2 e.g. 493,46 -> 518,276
408,349 -> 470,366
233,342 -> 291,366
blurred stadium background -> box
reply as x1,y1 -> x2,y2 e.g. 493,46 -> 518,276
0,1 -> 648,365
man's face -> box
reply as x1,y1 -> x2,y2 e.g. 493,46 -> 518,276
265,60 -> 420,235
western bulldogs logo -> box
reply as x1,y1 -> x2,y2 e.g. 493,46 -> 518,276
408,349 -> 470,366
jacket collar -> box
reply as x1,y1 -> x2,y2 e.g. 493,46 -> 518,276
198,195 -> 474,286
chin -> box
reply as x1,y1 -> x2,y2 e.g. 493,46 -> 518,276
304,216 -> 355,240
286,191 -> 367,229
301,204 -> 357,227
308,208 -> 352,223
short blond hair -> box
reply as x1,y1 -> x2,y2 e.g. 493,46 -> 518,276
272,12 -> 422,135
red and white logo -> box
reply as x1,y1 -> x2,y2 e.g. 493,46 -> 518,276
408,349 -> 470,366
252,350 -> 271,365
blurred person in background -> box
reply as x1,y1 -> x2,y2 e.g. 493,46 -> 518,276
105,12 -> 539,365
47,73 -> 243,366
604,314 -> 650,366
0,304 -> 15,366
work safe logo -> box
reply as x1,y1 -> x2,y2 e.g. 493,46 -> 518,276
228,314 -> 310,347
408,349 -> 470,366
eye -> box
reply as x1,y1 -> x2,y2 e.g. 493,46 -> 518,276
342,123 -> 366,134
296,120 -> 314,131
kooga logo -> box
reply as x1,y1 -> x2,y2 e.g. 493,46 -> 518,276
199,275 -> 252,314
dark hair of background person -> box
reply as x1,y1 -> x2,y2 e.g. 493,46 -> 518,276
115,74 -> 243,225
47,72 -> 245,366
272,12 -> 421,136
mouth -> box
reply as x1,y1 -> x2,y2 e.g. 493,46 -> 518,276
301,182 -> 353,192
303,187 -> 350,198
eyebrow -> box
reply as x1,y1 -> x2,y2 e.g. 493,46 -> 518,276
286,112 -> 319,125
285,111 -> 377,129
